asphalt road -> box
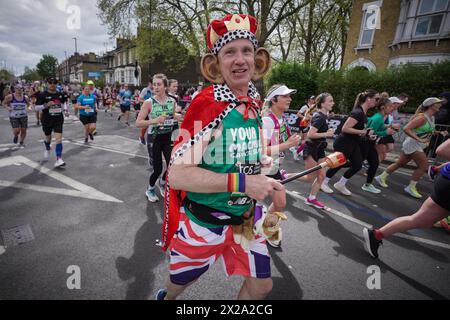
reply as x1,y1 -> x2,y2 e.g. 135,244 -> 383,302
0,107 -> 449,300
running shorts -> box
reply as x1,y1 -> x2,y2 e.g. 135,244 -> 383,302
431,174 -> 450,212
42,116 -> 64,136
10,117 -> 28,129
120,105 -> 131,113
168,209 -> 271,285
79,114 -> 97,125
378,135 -> 395,145
303,141 -> 327,162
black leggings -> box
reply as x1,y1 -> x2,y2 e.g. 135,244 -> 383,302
149,133 -> 172,187
360,139 -> 379,184
326,136 -> 363,179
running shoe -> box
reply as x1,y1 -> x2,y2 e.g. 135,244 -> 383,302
440,217 -> 450,231
320,182 -> 334,194
404,185 -> 422,199
84,137 -> 89,144
13,136 -> 18,144
363,228 -> 382,259
427,165 -> 437,181
374,175 -> 388,188
145,188 -> 159,202
117,115 -> 121,121
280,169 -> 288,181
19,143 -> 25,148
44,150 -> 50,159
334,182 -> 352,196
158,179 -> 166,196
54,158 -> 66,168
139,137 -> 146,145
89,133 -> 94,141
155,288 -> 167,300
36,121 -> 40,126
305,197 -> 325,209
362,183 -> 381,194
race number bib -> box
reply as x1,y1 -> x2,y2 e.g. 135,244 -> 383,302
49,106 -> 62,115
163,119 -> 174,126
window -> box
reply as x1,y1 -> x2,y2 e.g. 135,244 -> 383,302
120,70 -> 125,83
418,0 -> 449,14
359,10 -> 377,46
415,14 -> 444,35
414,0 -> 449,36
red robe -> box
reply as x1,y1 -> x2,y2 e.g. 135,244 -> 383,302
161,86 -> 231,251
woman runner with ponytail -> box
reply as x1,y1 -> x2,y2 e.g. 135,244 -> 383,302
321,90 -> 379,196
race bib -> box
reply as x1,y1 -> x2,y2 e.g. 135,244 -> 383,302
85,108 -> 94,113
49,106 -> 62,115
163,119 -> 174,126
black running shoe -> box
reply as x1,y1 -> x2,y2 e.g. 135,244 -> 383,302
84,137 -> 89,144
117,115 -> 121,121
13,136 -> 18,144
363,228 -> 382,259
89,133 -> 94,141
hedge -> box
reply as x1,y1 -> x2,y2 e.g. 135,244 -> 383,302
265,60 -> 450,114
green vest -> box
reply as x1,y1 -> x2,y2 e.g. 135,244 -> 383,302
414,113 -> 435,138
150,97 -> 175,135
185,109 -> 262,228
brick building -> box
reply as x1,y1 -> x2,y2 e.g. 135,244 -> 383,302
58,52 -> 106,83
343,0 -> 450,71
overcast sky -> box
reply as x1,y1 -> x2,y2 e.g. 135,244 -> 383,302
0,0 -> 113,75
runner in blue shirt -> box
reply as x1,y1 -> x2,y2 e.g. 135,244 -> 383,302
118,84 -> 132,126
75,85 -> 97,143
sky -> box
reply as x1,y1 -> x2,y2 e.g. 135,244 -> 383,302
0,0 -> 114,75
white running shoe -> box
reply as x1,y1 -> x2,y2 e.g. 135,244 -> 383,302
145,188 -> 159,202
44,150 -> 50,160
54,158 -> 66,168
334,182 -> 352,196
320,182 -> 334,194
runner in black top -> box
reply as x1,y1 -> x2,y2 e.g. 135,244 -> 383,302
321,89 -> 379,196
302,93 -> 335,209
35,77 -> 69,167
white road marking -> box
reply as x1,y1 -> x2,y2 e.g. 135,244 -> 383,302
286,190 -> 450,250
0,245 -> 6,255
0,156 -> 123,203
65,136 -> 149,160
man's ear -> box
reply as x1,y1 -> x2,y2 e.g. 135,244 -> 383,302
201,53 -> 224,84
252,48 -> 271,81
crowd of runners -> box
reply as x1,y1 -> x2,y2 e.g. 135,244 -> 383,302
1,13 -> 450,301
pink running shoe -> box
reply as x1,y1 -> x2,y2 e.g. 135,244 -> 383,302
280,169 -> 288,181
305,197 -> 325,209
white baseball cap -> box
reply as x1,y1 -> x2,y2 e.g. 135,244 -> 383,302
388,96 -> 403,104
422,97 -> 443,107
265,85 -> 297,101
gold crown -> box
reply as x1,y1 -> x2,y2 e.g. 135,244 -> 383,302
224,14 -> 251,32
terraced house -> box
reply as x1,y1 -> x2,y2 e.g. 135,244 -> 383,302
343,0 -> 450,70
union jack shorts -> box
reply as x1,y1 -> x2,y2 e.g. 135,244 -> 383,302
168,209 -> 271,285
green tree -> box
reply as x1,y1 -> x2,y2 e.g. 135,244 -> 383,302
22,66 -> 41,82
36,54 -> 58,80
0,69 -> 14,82
266,62 -> 319,109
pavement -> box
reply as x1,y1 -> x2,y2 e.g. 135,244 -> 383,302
0,106 -> 449,300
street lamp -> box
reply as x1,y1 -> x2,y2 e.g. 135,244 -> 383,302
73,37 -> 78,81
